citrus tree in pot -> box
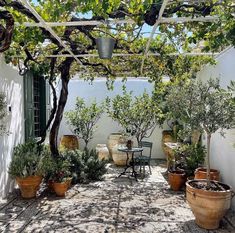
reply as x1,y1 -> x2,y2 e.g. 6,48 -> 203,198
167,78 -> 235,229
106,91 -> 164,145
65,97 -> 103,150
8,140 -> 47,198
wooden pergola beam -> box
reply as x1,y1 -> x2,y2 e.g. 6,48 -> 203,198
16,16 -> 219,27
140,0 -> 170,74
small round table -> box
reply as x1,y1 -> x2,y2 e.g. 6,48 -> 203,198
118,147 -> 144,181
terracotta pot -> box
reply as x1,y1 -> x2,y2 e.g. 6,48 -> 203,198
47,180 -> 55,193
96,144 -> 110,160
168,170 -> 186,191
194,167 -> 220,181
162,130 -> 175,157
107,133 -> 124,158
16,176 -> 43,198
186,180 -> 232,229
60,135 -> 79,151
53,180 -> 71,197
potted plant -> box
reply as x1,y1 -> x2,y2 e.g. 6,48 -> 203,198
167,78 -> 235,229
174,144 -> 206,179
65,97 -> 103,150
47,155 -> 72,197
106,91 -> 164,145
8,140 -> 46,198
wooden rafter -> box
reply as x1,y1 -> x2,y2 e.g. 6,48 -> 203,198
140,0 -> 169,74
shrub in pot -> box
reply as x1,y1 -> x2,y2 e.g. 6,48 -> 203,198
174,144 -> 206,178
45,155 -> 72,197
8,140 -> 46,198
167,78 -> 235,229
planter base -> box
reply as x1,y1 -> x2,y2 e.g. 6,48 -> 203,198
16,176 -> 42,198
186,180 -> 232,230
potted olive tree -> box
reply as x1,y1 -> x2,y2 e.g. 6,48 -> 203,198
8,140 -> 46,198
167,78 -> 235,229
65,97 -> 103,149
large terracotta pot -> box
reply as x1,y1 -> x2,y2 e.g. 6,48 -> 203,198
107,133 -> 125,158
16,176 -> 43,198
96,144 -> 110,160
53,179 -> 71,197
186,180 -> 232,229
60,135 -> 79,151
112,144 -> 132,166
194,167 -> 220,181
168,170 -> 186,191
162,130 -> 175,157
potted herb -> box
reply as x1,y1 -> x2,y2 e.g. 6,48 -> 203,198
174,144 -> 206,178
48,156 -> 72,197
8,140 -> 46,198
167,78 -> 235,229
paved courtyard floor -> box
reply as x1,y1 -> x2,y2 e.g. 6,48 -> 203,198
0,161 -> 234,233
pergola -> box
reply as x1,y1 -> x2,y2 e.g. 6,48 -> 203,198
15,0 -> 226,74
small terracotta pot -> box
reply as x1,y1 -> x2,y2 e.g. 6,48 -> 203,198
194,167 -> 220,181
53,180 -> 71,197
16,176 -> 43,198
168,170 -> 186,191
47,180 -> 55,193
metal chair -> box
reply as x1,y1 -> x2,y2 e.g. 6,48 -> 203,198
135,141 -> 153,175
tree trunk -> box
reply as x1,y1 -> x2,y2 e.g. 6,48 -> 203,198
38,80 -> 57,145
49,58 -> 74,157
206,133 -> 211,187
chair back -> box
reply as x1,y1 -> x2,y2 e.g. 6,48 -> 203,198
139,141 -> 153,159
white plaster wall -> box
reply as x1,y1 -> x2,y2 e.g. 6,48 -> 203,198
197,47 -> 235,209
0,55 -> 24,198
59,78 -> 166,159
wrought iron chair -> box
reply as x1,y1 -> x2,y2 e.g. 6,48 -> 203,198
135,141 -> 153,175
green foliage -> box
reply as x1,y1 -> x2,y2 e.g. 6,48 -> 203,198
166,78 -> 235,137
174,144 -> 206,177
65,98 -> 103,148
44,149 -> 107,184
79,149 -> 108,183
43,151 -> 72,183
166,78 -> 235,183
8,140 -> 46,178
0,92 -> 7,135
106,91 -> 164,143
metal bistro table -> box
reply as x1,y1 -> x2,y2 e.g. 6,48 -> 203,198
118,147 -> 144,181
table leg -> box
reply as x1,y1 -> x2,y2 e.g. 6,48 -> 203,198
118,152 -> 130,177
131,152 -> 138,181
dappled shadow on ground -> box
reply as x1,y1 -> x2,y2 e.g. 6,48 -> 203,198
0,161 -> 234,233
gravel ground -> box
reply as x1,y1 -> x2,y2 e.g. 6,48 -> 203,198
0,161 -> 234,233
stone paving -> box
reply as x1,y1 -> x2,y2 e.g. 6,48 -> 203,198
0,161 -> 234,233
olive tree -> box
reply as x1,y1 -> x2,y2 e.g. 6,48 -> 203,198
65,97 -> 103,149
166,78 -> 235,186
106,91 -> 164,144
